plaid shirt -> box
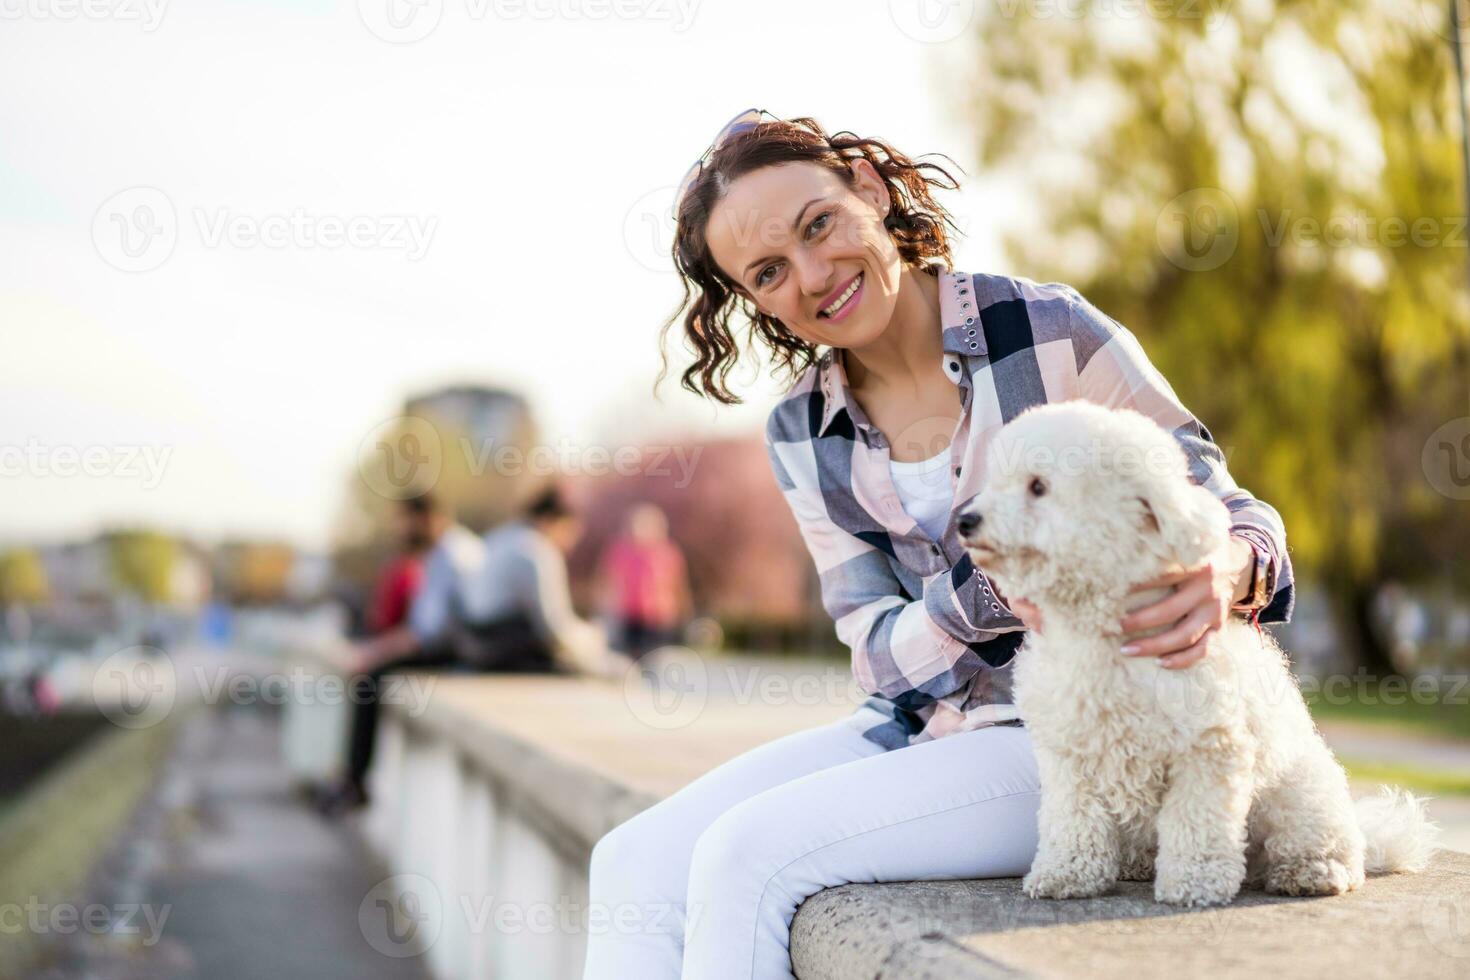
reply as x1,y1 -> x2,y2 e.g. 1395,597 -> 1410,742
764,268 -> 1294,750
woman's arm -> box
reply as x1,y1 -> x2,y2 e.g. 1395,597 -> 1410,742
765,418 -> 1025,704
1063,285 -> 1294,625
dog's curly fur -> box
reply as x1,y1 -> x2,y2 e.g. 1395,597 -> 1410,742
957,400 -> 1439,907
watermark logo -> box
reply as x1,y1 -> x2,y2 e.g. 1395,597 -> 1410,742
622,647 -> 709,730
358,415 -> 444,500
93,187 -> 437,272
360,874 -> 443,957
990,0 -> 1231,29
1157,187 -> 1238,272
0,899 -> 171,947
1257,209 -> 1467,250
357,0 -> 699,43
0,439 -> 173,488
0,0 -> 169,31
888,0 -> 975,43
355,422 -> 704,500
623,185 -> 678,274
91,646 -> 176,730
1422,417 -> 1470,501
358,0 -> 444,42
93,186 -> 177,273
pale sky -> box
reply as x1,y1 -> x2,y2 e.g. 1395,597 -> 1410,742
0,0 -> 1022,550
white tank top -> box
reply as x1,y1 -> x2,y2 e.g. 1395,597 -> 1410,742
888,446 -> 954,541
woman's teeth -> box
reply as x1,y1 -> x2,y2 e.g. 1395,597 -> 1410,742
820,274 -> 862,318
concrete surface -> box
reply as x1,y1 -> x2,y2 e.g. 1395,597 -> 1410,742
385,659 -> 1470,979
790,851 -> 1470,980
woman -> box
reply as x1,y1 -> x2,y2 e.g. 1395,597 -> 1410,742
597,502 -> 693,663
583,112 -> 1292,979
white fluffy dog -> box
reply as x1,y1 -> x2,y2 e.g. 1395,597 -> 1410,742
956,400 -> 1438,907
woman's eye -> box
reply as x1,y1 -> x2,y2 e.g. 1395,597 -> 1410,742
1029,477 -> 1047,497
756,263 -> 780,287
806,212 -> 831,239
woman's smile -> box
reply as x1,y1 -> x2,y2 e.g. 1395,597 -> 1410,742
818,272 -> 864,321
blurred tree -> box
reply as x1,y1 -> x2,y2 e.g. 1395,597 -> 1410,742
213,541 -> 298,605
0,548 -> 50,605
962,0 -> 1470,671
105,530 -> 176,604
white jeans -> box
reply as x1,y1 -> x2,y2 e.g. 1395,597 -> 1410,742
581,709 -> 1042,980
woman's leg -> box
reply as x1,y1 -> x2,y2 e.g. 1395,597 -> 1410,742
581,713 -> 886,980
681,724 -> 1042,980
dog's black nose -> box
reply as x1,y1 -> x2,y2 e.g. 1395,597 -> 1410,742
956,511 -> 982,537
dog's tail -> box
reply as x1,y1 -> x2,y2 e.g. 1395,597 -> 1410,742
1353,785 -> 1441,874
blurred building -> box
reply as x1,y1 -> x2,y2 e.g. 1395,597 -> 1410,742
568,434 -> 826,649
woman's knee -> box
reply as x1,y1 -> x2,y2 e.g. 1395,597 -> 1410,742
686,796 -> 783,896
588,810 -> 686,905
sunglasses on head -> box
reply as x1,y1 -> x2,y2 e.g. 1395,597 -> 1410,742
674,108 -> 778,213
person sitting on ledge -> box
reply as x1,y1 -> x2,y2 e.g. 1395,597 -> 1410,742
319,486 -> 609,816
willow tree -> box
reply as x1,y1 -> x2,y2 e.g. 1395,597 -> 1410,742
960,0 -> 1470,671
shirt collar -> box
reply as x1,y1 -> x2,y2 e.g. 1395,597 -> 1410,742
815,268 -> 984,438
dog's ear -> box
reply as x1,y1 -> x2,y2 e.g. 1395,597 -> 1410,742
1137,479 -> 1229,569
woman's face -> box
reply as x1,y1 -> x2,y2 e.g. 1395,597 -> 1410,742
703,158 -> 902,351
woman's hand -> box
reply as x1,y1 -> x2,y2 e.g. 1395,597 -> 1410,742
1119,535 -> 1256,669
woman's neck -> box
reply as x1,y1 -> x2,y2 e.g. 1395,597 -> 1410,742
842,265 -> 943,394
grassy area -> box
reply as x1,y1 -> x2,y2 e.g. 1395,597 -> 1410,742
1339,757 -> 1470,797
1303,674 -> 1470,743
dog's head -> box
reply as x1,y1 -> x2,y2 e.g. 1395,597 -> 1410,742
956,401 -> 1231,609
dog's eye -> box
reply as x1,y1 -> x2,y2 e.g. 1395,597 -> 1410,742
1029,477 -> 1047,497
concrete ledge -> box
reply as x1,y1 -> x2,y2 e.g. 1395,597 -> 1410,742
354,670 -> 1470,979
362,671 -> 854,979
791,852 -> 1470,979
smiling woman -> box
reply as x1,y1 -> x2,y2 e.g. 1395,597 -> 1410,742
660,115 -> 964,407
586,112 -> 1294,980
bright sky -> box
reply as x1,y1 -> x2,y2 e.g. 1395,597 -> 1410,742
0,0 -> 1020,550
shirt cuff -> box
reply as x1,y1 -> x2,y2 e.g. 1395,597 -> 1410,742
1227,526 -> 1275,609
952,552 -> 1026,633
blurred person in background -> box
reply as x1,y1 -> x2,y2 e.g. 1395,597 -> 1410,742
460,485 -> 609,676
319,491 -> 482,815
597,503 -> 692,664
320,486 -> 610,816
366,496 -> 431,635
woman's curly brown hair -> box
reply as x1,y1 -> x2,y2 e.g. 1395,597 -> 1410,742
657,115 -> 966,405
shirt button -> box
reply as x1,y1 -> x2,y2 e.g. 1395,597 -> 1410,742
931,544 -> 942,556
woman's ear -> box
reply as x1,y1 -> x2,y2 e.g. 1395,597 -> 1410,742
848,157 -> 889,216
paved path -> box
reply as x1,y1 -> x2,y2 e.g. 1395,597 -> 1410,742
32,706 -> 430,980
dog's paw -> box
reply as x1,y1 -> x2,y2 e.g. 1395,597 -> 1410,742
1264,856 -> 1363,897
1022,858 -> 1114,900
1154,858 -> 1244,907
1117,853 -> 1155,882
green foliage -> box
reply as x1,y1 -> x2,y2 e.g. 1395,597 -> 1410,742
105,530 -> 176,603
965,0 -> 1470,608
0,549 -> 49,605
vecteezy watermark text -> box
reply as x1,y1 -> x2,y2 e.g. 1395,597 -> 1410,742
0,899 -> 171,947
358,415 -> 705,500
0,0 -> 168,30
93,187 -> 437,273
0,440 -> 172,489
